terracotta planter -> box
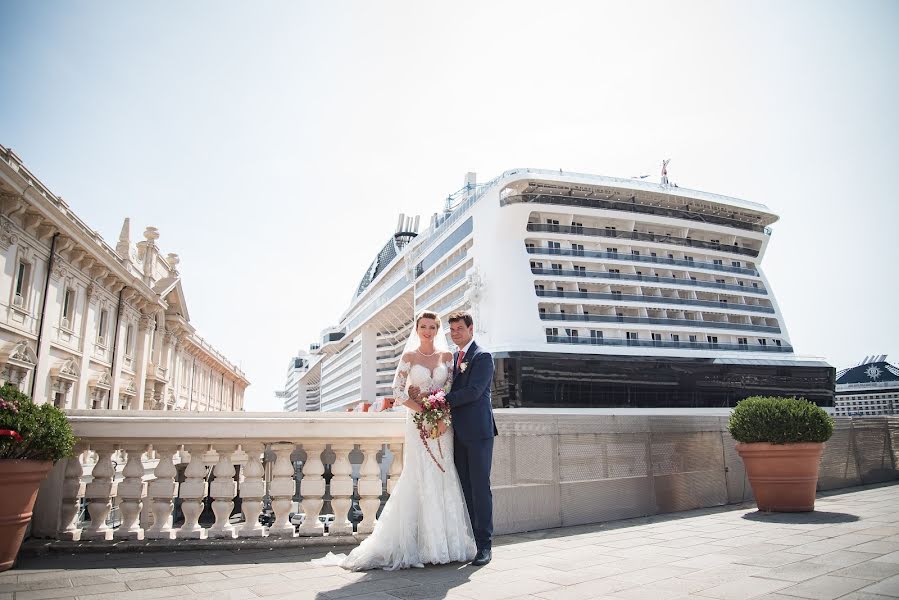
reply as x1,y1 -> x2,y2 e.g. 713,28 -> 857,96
0,460 -> 53,572
736,442 -> 825,512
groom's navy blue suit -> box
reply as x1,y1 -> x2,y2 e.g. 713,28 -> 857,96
447,341 -> 498,551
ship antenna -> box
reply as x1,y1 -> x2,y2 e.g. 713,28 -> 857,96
661,159 -> 670,186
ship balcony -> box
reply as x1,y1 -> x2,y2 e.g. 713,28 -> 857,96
546,334 -> 792,352
526,223 -> 761,258
535,289 -> 775,314
530,267 -> 767,295
539,312 -> 782,334
526,246 -> 759,276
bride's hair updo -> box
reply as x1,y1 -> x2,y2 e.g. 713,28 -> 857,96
415,311 -> 440,328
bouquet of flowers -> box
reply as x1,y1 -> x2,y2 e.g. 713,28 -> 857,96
412,388 -> 452,472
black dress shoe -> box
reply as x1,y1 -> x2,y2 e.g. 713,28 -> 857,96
471,548 -> 492,566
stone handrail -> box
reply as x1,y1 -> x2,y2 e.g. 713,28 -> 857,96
38,411 -> 405,542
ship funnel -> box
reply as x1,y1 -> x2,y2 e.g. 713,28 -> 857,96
396,213 -> 405,233
412,215 -> 420,232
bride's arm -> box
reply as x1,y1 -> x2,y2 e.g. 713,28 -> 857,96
393,353 -> 423,412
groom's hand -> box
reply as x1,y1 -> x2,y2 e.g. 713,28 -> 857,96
408,385 -> 420,400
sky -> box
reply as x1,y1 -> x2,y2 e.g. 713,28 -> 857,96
1,1 -> 897,411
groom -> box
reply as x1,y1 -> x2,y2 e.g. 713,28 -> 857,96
446,311 -> 498,566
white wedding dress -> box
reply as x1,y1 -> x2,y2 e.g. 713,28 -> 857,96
337,360 -> 477,571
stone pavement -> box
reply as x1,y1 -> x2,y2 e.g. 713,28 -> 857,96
3,483 -> 899,600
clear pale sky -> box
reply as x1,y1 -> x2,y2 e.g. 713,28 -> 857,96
1,1 -> 896,411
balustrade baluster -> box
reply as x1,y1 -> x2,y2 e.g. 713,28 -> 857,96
58,449 -> 86,541
81,446 -> 116,540
387,443 -> 403,495
178,445 -> 209,539
357,443 -> 383,535
328,444 -> 353,536
238,444 -> 266,537
269,442 -> 297,537
116,445 -> 148,540
145,445 -> 178,539
297,443 -> 325,537
208,445 -> 237,538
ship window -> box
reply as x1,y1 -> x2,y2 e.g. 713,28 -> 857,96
556,287 -> 564,292
635,271 -> 642,276
535,284 -> 545,291
691,276 -> 697,281
626,332 -> 638,340
548,241 -> 561,249
652,333 -> 662,341
607,247 -> 618,254
525,242 -> 535,249
738,338 -> 747,345
685,256 -> 694,262
732,261 -> 741,267
574,266 -> 586,274
571,221 -> 583,232
752,282 -> 759,288
579,287 -> 587,293
611,290 -> 622,296
531,261 -> 543,269
775,339 -> 782,347
758,338 -> 767,346
689,335 -> 698,343
590,330 -> 602,339
559,308 -> 565,314
713,259 -> 723,266
608,269 -> 620,274
539,308 -> 546,314
671,334 -> 680,342
707,336 -> 718,344
546,219 -> 559,225
738,281 -> 744,286
566,329 -> 578,338
650,252 -> 657,258
716,279 -> 725,284
546,327 -> 558,336
632,250 -> 640,256
551,263 -> 562,271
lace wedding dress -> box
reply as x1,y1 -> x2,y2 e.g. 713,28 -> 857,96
337,359 -> 477,571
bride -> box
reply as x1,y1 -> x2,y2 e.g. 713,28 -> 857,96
337,310 -> 477,571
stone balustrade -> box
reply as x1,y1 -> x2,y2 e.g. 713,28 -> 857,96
34,410 -> 405,541
30,410 -> 899,546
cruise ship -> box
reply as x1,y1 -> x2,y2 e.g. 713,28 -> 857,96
295,167 -> 835,412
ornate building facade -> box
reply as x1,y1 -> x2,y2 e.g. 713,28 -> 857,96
0,145 -> 249,410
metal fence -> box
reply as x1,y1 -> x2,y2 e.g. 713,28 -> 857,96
490,414 -> 899,535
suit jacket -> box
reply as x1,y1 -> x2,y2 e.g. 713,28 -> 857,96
447,341 -> 498,441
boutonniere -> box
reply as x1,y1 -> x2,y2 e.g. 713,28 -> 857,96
459,362 -> 468,373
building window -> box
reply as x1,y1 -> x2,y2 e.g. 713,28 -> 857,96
61,288 -> 75,329
14,261 -> 31,307
125,324 -> 135,358
98,309 -> 109,345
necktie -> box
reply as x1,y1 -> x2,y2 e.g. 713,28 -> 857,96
457,350 -> 465,371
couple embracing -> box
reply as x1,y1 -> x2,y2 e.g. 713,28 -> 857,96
339,310 -> 497,571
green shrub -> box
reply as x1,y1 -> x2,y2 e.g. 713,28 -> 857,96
0,384 -> 76,461
728,396 -> 834,444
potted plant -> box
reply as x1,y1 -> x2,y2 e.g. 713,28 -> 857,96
728,396 -> 834,512
0,384 -> 76,571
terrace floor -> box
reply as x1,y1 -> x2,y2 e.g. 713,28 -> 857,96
4,483 -> 899,600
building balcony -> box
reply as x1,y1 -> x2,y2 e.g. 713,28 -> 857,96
546,334 -> 791,352
539,312 -> 782,334
527,223 -> 760,257
535,289 -> 775,314
531,267 -> 767,295
527,246 -> 759,276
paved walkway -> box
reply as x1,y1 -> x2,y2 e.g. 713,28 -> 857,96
3,483 -> 899,600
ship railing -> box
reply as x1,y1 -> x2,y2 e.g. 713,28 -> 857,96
545,335 -> 791,352
526,247 -> 759,276
535,289 -> 776,314
539,313 -> 781,334
531,268 -> 767,295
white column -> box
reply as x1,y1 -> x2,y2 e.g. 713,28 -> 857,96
74,287 -> 99,409
133,315 -> 154,411
145,445 -> 178,539
32,266 -> 64,403
268,442 -> 297,537
298,443 -> 325,536
116,445 -> 147,540
238,444 -> 266,537
178,445 -> 209,539
81,446 -> 116,540
328,444 -> 354,535
208,445 -> 237,538
357,443 -> 383,534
